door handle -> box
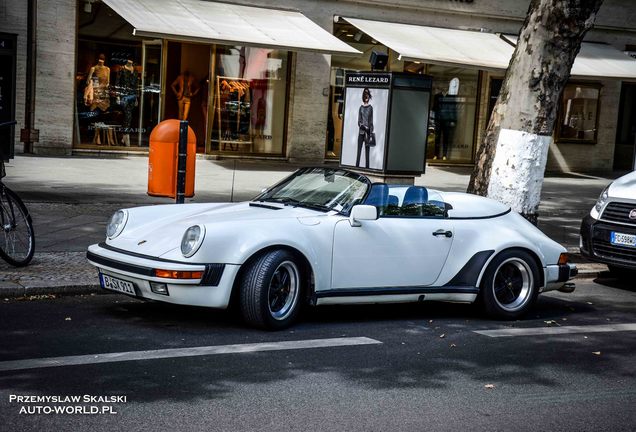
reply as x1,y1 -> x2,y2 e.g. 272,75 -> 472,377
432,229 -> 453,238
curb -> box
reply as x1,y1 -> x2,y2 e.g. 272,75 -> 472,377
1,284 -> 101,300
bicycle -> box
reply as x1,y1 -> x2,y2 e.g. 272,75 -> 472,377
0,120 -> 35,266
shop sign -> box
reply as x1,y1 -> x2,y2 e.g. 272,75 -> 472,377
346,73 -> 391,88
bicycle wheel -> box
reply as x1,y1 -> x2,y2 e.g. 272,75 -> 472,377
0,185 -> 35,266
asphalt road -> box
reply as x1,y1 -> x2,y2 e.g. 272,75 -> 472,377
1,276 -> 635,432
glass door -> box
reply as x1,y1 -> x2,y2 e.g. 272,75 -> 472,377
138,40 -> 162,147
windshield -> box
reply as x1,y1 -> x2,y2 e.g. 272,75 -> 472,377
254,167 -> 370,214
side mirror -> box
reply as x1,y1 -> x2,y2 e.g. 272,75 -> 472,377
349,205 -> 378,227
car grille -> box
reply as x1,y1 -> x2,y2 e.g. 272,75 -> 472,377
591,222 -> 636,265
592,238 -> 636,262
601,202 -> 636,226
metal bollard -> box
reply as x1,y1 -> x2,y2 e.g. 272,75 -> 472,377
176,120 -> 188,204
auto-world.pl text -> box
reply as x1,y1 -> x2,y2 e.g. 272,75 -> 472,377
9,395 -> 126,415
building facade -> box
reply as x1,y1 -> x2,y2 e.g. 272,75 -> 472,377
2,0 -> 636,172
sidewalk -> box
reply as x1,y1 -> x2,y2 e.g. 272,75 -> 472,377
0,155 -> 613,298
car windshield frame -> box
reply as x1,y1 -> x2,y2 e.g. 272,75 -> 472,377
253,167 -> 371,215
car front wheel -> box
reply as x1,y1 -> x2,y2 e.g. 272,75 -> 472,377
608,265 -> 636,281
239,249 -> 303,330
480,250 -> 539,320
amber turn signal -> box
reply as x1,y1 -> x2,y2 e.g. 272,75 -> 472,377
154,269 -> 204,279
558,253 -> 569,265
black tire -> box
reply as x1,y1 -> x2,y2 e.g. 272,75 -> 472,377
480,250 -> 539,320
0,185 -> 35,267
239,249 -> 303,330
607,265 -> 636,280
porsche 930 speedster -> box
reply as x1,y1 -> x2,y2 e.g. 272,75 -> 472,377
87,167 -> 577,329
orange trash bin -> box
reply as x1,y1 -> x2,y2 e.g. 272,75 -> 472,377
147,120 -> 196,198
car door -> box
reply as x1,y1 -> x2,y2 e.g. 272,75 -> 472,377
331,186 -> 454,290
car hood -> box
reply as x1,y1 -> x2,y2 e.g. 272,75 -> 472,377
609,171 -> 636,201
107,202 -> 322,257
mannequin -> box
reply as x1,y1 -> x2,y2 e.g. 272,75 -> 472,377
116,58 -> 138,146
171,71 -> 199,120
85,54 -> 110,112
433,78 -> 459,160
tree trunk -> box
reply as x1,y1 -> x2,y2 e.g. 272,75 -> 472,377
467,0 -> 603,225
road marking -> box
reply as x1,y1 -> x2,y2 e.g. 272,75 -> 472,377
0,337 -> 382,372
474,323 -> 636,338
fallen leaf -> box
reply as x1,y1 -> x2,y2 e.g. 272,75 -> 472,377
429,320 -> 433,323
592,351 -> 601,356
64,317 -> 72,321
586,302 -> 593,305
450,344 -> 457,348
484,384 -> 495,389
439,334 -> 445,338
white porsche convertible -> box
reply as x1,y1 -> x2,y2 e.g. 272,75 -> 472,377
87,167 -> 577,329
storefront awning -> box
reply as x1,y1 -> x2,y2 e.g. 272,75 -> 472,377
501,35 -> 636,80
342,17 -> 514,70
102,0 -> 360,55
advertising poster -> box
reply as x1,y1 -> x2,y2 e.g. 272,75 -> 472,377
340,73 -> 390,171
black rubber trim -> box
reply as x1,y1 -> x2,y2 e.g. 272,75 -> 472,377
444,250 -> 495,287
87,250 -> 155,277
98,242 -> 208,265
315,286 -> 478,298
447,209 -> 511,220
558,264 -> 577,282
201,264 -> 225,286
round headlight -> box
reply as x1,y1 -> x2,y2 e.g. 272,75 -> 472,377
106,210 -> 128,239
181,225 -> 206,258
594,184 -> 611,213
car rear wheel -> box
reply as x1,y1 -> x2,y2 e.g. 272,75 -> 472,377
239,249 -> 303,330
480,250 -> 539,319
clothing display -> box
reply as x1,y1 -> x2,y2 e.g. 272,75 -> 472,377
85,61 -> 110,112
116,61 -> 138,146
433,93 -> 457,159
215,77 -> 252,150
171,72 -> 199,120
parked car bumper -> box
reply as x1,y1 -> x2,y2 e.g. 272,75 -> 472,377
86,243 -> 239,308
580,214 -> 636,271
543,263 -> 578,292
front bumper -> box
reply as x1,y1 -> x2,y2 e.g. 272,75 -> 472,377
580,215 -> 636,271
86,243 -> 240,308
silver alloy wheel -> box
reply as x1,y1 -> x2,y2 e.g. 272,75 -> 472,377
491,257 -> 533,312
268,260 -> 300,320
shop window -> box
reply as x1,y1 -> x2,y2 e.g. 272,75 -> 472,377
428,65 -> 479,163
556,83 -> 601,144
165,42 -> 210,153
75,3 -> 159,149
614,83 -> 636,170
209,46 -> 289,155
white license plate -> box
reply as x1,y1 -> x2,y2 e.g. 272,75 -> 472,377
100,273 -> 137,296
610,231 -> 636,248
